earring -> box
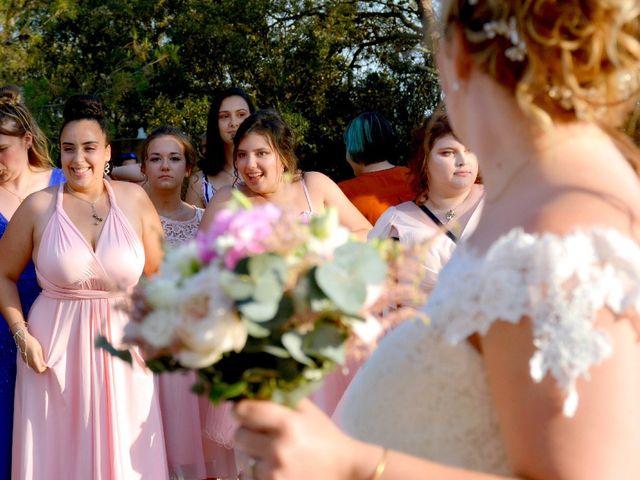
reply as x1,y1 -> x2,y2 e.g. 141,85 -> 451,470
451,80 -> 461,92
104,162 -> 111,176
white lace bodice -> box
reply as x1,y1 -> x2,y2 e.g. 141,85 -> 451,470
427,227 -> 640,416
160,208 -> 204,247
337,227 -> 640,474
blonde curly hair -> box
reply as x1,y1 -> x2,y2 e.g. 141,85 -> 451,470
433,0 -> 640,166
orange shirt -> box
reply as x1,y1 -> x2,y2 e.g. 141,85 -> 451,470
338,166 -> 416,225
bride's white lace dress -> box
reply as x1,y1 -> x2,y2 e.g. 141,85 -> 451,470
335,227 -> 640,475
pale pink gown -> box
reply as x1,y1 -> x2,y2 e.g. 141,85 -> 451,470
12,182 -> 169,480
159,210 -> 237,480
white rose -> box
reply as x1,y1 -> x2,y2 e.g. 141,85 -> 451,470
138,309 -> 180,349
177,314 -> 248,368
175,267 -> 248,368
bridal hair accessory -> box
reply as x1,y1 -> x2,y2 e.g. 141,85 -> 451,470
482,17 -> 526,62
463,0 -> 526,62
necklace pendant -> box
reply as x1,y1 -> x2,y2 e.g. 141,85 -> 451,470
92,213 -> 104,225
445,209 -> 456,222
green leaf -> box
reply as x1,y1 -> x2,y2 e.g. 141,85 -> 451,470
281,331 -> 314,366
304,323 -> 347,365
219,270 -> 254,300
333,242 -> 387,284
315,262 -> 367,315
253,272 -> 283,304
239,300 -> 279,322
95,335 -> 133,364
259,345 -> 291,358
248,254 -> 287,283
243,319 -> 271,338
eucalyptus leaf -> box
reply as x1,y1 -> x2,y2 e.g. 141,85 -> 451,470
95,335 -> 132,364
304,323 -> 347,365
333,242 -> 387,284
259,345 -> 291,358
253,272 -> 283,304
281,331 -> 314,366
219,270 -> 254,300
239,300 -> 279,322
315,263 -> 367,315
248,254 -> 288,284
243,319 -> 271,338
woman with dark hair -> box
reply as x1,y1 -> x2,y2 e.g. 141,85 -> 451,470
186,87 -> 256,207
368,108 -> 484,292
0,94 -> 168,479
338,111 -> 416,224
0,87 -> 65,479
199,109 -> 371,238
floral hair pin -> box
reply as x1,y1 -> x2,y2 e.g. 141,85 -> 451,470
483,16 -> 527,62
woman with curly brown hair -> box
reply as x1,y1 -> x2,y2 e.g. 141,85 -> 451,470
231,1 -> 640,479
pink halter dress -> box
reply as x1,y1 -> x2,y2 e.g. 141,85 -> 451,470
12,181 -> 168,480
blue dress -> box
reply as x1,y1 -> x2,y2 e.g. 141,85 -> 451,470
0,168 -> 65,479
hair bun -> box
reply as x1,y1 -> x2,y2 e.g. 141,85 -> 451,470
63,94 -> 105,123
0,85 -> 24,106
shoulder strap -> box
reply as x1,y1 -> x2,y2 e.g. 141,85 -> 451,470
300,174 -> 314,213
415,202 -> 458,243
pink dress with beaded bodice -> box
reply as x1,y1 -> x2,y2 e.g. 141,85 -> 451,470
12,182 -> 168,480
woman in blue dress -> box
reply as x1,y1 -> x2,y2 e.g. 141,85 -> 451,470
0,86 -> 65,478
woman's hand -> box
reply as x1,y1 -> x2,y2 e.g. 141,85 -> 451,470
14,327 -> 48,373
234,398 -> 378,480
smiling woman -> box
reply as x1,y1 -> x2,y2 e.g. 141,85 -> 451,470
0,94 -> 169,479
200,109 -> 372,240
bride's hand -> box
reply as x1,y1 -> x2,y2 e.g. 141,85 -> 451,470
234,398 -> 380,480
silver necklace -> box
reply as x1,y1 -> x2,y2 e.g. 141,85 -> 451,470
0,184 -> 25,203
64,185 -> 105,226
426,193 -> 470,223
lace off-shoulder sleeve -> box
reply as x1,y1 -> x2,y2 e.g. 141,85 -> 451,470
425,227 -> 640,416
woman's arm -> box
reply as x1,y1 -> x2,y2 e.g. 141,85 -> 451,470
185,173 -> 206,209
234,399 -> 519,480
198,185 -> 235,233
110,163 -> 146,184
305,171 -> 372,240
0,196 -> 48,372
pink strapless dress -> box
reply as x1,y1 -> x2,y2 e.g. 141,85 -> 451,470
12,182 -> 169,480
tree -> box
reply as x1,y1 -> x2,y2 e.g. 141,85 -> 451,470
2,0 -> 440,175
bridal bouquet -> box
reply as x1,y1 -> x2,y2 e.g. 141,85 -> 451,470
101,192 -> 427,405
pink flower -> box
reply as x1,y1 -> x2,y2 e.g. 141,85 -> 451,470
197,204 -> 282,269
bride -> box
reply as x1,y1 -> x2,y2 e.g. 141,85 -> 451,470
231,1 -> 640,479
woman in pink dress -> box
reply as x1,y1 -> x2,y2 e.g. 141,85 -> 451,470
141,125 -> 237,479
0,95 -> 168,479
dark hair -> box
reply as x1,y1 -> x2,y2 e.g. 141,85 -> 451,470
233,109 -> 300,179
343,111 -> 397,165
201,87 -> 256,176
141,125 -> 197,172
0,87 -> 53,169
408,108 -> 456,203
60,94 -> 109,143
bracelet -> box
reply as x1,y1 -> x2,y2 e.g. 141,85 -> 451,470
12,325 -> 29,365
372,448 -> 387,480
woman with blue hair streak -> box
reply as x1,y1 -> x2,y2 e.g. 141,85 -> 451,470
338,112 -> 416,225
